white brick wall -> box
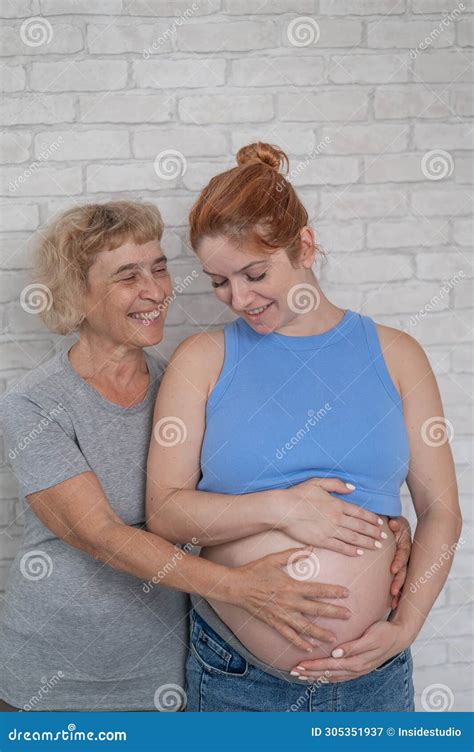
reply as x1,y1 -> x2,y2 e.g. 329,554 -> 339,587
0,0 -> 472,711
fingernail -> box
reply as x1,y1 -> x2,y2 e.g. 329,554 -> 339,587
356,549 -> 364,555
375,541 -> 383,548
381,532 -> 388,539
290,670 -> 300,676
298,676 -> 311,681
296,665 -> 306,671
345,483 -> 356,490
332,648 -> 344,658
378,518 -> 384,525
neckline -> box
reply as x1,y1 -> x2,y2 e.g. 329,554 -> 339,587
60,344 -> 159,413
239,309 -> 359,350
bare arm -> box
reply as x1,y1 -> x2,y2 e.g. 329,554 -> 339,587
383,328 -> 462,641
27,470 -> 352,651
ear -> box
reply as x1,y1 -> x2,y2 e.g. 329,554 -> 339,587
299,226 -> 316,269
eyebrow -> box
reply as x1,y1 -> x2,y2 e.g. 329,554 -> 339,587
202,260 -> 267,277
111,255 -> 168,277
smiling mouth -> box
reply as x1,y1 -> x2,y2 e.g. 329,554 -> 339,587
128,308 -> 161,322
245,303 -> 273,317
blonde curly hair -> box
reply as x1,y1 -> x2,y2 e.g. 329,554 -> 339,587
33,201 -> 164,334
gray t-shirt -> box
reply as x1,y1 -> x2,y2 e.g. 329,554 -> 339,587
0,344 -> 189,711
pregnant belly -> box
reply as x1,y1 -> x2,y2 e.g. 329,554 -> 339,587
201,516 -> 395,672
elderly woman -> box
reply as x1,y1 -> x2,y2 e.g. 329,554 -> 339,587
0,201 -> 410,712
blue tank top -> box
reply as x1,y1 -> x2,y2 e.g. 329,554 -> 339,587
197,309 -> 409,516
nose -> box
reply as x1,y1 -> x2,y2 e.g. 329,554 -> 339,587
138,274 -> 169,303
229,279 -> 252,311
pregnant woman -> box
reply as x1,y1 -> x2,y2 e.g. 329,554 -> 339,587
146,143 -> 462,712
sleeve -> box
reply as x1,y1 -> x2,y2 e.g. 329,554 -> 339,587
2,392 -> 92,496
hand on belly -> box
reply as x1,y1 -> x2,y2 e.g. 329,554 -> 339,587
202,518 -> 395,672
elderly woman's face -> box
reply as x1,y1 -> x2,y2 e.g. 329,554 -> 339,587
83,238 -> 172,347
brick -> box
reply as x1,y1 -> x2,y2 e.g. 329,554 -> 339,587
0,95 -> 75,125
325,253 -> 412,284
283,18 -> 363,48
182,159 -> 234,191
0,233 -> 35,269
0,131 -> 31,163
412,640 -> 448,667
451,436 -> 473,463
329,53 -> 409,83
279,89 -> 370,121
319,0 -> 406,13
407,312 -> 472,346
1,22 -> 82,56
123,0 -> 220,15
41,0 -> 122,12
225,0 -> 317,11
321,124 -> 408,154
457,17 -> 474,46
415,252 -> 472,279
453,88 -> 474,117
0,340 -> 53,370
414,123 -> 473,151
79,94 -> 173,123
5,302 -> 49,334
362,283 -> 450,315
367,219 -> 449,248
231,56 -> 325,87
455,155 -> 473,183
0,0 -> 38,18
412,0 -> 472,10
290,156 -> 359,186
154,196 -> 196,226
86,162 -> 174,193
453,218 -> 473,246
0,203 -> 39,231
316,222 -> 365,252
179,294 -> 235,326
87,23 -> 173,55
179,95 -> 273,124
0,65 -> 25,92
133,59 -> 226,89
1,165 -> 82,197
133,128 -> 227,159
364,153 -> 431,183
374,84 -> 451,119
30,60 -> 127,92
415,51 -> 474,82
0,270 -> 31,303
411,190 -> 473,216
368,19 -> 455,47
319,188 -> 408,219
34,129 -> 130,161
177,21 -> 276,52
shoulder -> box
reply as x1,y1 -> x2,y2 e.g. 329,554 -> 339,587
165,330 -> 226,395
374,322 -> 432,393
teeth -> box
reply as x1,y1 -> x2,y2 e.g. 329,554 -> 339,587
129,308 -> 161,321
247,304 -> 270,315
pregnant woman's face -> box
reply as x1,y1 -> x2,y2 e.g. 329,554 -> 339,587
198,229 -> 317,335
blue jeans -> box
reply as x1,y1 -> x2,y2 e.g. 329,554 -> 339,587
185,610 -> 415,712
